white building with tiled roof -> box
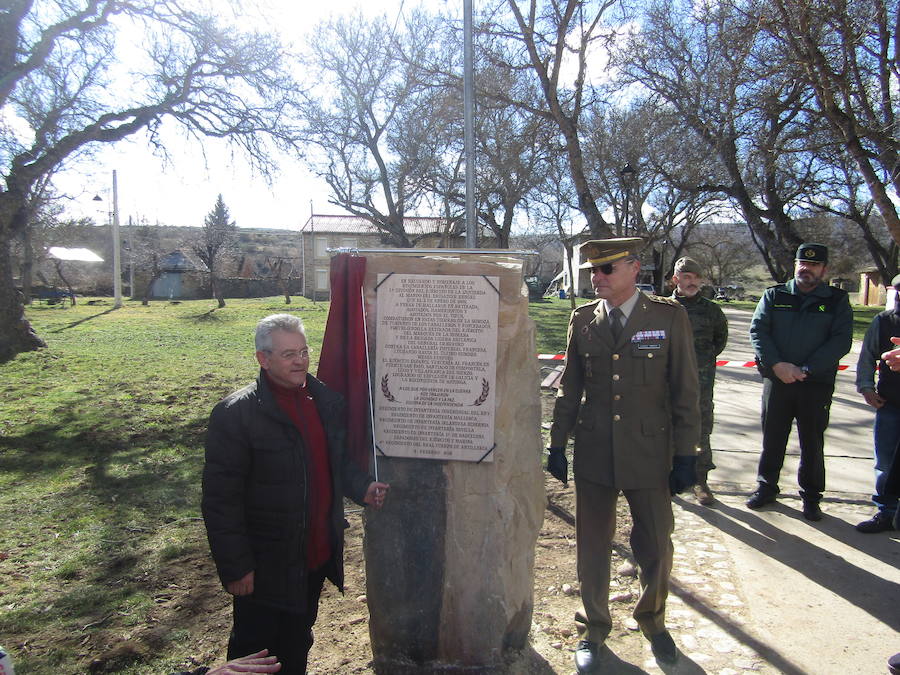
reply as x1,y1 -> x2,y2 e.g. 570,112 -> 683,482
299,214 -> 464,299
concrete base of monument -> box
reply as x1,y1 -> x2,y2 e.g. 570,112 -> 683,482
363,454 -> 542,673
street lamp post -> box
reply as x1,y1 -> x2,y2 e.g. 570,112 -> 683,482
93,170 -> 123,308
111,170 -> 122,308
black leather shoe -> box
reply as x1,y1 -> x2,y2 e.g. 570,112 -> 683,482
746,490 -> 776,510
574,640 -> 600,673
649,630 -> 678,665
855,511 -> 894,533
802,500 -> 823,521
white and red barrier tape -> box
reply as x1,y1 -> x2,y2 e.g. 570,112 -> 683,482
537,354 -> 852,371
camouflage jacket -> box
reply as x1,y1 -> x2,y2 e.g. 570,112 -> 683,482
670,292 -> 728,370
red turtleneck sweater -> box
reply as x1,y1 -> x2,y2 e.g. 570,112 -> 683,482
266,374 -> 333,571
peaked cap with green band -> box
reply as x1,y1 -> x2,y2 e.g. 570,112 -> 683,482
795,242 -> 828,264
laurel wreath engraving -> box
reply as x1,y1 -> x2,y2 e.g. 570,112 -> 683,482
472,378 -> 490,406
381,374 -> 397,402
381,374 -> 489,406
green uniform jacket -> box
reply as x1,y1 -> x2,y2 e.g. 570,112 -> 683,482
550,292 -> 701,490
749,280 -> 852,382
670,293 -> 728,369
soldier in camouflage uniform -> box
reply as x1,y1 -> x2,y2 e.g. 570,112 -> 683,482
670,257 -> 728,505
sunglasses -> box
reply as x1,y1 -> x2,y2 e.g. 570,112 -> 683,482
591,259 -> 633,275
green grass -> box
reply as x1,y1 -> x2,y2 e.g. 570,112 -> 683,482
527,296 -> 593,354
0,293 -> 879,673
1,296 -> 329,674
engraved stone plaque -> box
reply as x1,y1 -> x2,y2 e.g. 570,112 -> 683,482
373,273 -> 499,462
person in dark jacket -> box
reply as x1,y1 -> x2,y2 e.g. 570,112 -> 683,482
202,314 -> 389,675
747,243 -> 852,521
854,273 -> 900,532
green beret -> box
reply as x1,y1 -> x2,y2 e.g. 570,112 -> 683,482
673,257 -> 702,276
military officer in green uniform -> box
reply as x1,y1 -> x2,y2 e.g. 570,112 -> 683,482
747,243 -> 852,521
670,257 -> 728,505
546,237 -> 700,672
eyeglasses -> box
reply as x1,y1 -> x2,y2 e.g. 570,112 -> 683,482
268,348 -> 311,360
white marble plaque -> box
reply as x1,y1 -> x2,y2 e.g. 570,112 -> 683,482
374,273 -> 499,462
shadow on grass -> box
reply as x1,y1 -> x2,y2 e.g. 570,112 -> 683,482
188,307 -> 223,321
50,307 -> 119,333
0,406 -> 218,671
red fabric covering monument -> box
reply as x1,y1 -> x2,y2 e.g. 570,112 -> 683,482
316,253 -> 372,473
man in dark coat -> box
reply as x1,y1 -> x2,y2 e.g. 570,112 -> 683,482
546,237 -> 700,672
202,314 -> 388,674
747,243 -> 852,521
854,273 -> 900,532
670,256 -> 728,505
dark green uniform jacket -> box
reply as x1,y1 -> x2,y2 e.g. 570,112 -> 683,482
670,293 -> 728,368
749,280 -> 852,382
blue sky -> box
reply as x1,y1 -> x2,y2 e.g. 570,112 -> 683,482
59,0 -> 439,231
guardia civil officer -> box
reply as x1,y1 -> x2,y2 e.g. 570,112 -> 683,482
670,257 -> 728,505
546,238 -> 700,672
747,243 -> 852,520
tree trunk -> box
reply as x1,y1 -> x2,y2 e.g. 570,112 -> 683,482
0,235 -> 46,362
21,228 -> 33,304
52,259 -> 76,306
142,271 -> 161,306
211,274 -> 225,308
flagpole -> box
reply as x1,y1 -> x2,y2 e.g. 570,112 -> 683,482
360,285 -> 379,481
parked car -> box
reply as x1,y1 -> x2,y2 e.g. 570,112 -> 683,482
637,283 -> 656,294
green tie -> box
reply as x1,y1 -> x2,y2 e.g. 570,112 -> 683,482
610,307 -> 623,340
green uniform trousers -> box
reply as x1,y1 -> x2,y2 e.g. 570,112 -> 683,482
574,478 -> 674,643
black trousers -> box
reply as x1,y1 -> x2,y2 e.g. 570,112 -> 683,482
758,376 -> 835,501
227,568 -> 327,675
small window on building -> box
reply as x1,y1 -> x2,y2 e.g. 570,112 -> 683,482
341,237 -> 357,249
315,236 -> 328,258
315,268 -> 329,291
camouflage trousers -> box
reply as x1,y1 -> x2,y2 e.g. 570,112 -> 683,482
697,366 -> 717,477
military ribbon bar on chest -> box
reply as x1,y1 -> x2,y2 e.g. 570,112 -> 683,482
632,329 -> 666,349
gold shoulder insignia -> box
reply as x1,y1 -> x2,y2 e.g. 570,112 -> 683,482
647,294 -> 680,307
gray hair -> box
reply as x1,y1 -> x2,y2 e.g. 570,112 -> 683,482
255,314 -> 306,352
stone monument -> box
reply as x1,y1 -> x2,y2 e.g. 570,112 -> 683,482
361,252 -> 545,673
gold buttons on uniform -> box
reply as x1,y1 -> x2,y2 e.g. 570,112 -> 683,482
612,353 -> 620,360
612,374 -> 620,381
614,394 -> 621,401
647,353 -> 654,359
613,414 -> 621,421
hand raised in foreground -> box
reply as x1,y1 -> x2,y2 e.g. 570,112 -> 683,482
882,337 -> 900,372
207,649 -> 281,674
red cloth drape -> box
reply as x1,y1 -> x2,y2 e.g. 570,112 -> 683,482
316,254 -> 371,473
